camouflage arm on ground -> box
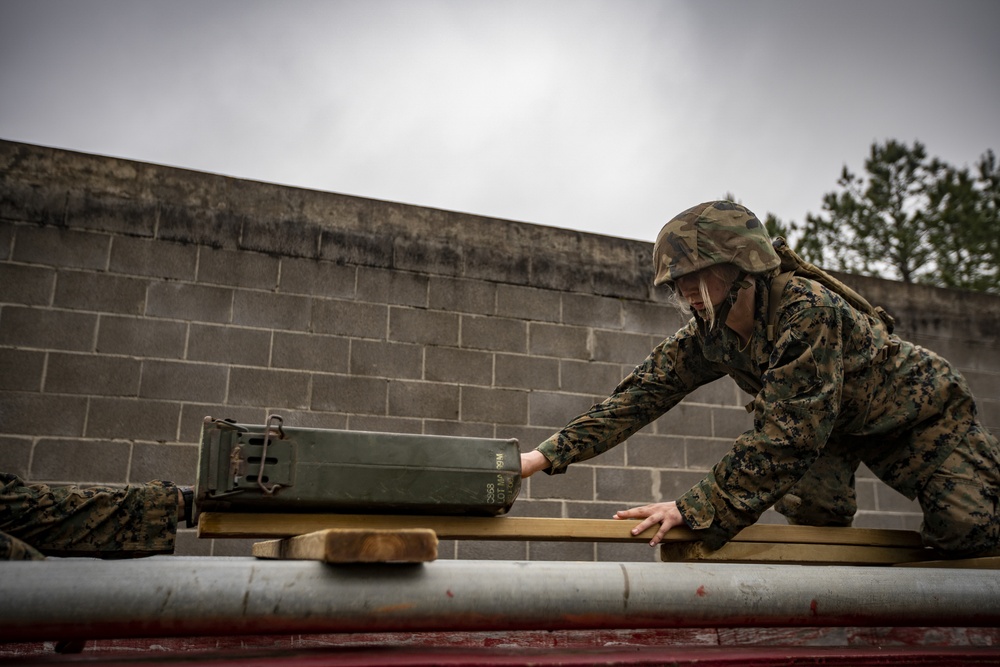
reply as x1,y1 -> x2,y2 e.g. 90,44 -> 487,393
675,302 -> 845,549
537,323 -> 725,474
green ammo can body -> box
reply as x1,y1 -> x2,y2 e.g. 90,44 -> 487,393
195,416 -> 522,517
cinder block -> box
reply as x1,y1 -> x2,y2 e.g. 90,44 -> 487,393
0,391 -> 88,437
227,367 -> 310,409
389,307 -> 459,346
592,330 -> 656,364
424,346 -> 492,386
562,292 -> 621,329
85,397 -> 181,442
350,340 -> 422,379
31,438 -> 131,483
428,276 -> 496,315
318,228 -> 393,269
596,466 -> 656,504
527,391 -> 596,428
97,315 -> 187,359
357,266 -> 428,307
188,323 -> 271,366
560,359 -> 623,395
53,270 -> 147,315
0,348 -> 45,391
311,298 -> 386,339
684,377 -> 743,407
198,247 -> 279,290
0,222 -> 13,259
712,405 -> 753,439
347,414 -> 423,434
495,353 -> 559,391
496,284 -> 561,323
875,482 -> 921,513
530,464 -> 594,501
652,403 -> 714,438
109,236 -> 197,281
272,331 -> 349,373
174,531 -> 213,557
140,360 -> 228,403
46,352 -> 141,396
311,374 -> 387,415
462,241 -> 530,286
0,436 -> 33,478
597,542 -> 659,563
0,306 -> 97,351
0,263 -> 55,306
625,433 -> 687,470
529,540 -> 596,562
130,442 -> 198,485
461,314 -> 526,353
457,540 -> 529,561
241,217 -> 323,260
623,300 -> 684,336
656,470 -> 707,501
146,281 -> 233,323
856,478 -> 879,512
12,225 -> 110,271
64,190 -> 157,237
422,419 -> 495,438
683,437 -> 734,471
529,322 -> 590,360
158,204 -> 241,252
278,257 -> 356,298
461,386 -> 528,425
233,290 -> 311,332
509,498 -> 563,518
393,235 -> 462,276
497,424 -> 559,454
387,380 -> 460,420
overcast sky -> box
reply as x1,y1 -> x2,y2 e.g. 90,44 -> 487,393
1,0 -> 998,242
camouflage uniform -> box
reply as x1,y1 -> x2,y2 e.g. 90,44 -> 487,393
0,473 -> 180,560
536,201 -> 1000,558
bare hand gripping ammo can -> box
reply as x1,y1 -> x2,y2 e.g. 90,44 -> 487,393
195,415 -> 522,518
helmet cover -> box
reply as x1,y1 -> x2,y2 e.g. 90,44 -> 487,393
653,201 -> 780,286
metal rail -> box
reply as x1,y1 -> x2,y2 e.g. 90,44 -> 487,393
0,557 -> 1000,641
2,557 -> 999,642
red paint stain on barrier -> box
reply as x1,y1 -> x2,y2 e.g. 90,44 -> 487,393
696,585 -> 707,597
446,590 -> 454,598
810,599 -> 819,616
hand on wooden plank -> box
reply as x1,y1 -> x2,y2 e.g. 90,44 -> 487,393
613,501 -> 686,547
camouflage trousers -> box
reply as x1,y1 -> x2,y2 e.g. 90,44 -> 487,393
774,423 -> 1000,558
0,473 -> 179,561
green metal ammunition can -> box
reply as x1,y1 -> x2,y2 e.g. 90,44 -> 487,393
195,416 -> 521,517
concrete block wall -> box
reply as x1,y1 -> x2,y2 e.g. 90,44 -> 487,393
2,139 -> 998,561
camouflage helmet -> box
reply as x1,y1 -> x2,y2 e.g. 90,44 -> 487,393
653,201 -> 780,286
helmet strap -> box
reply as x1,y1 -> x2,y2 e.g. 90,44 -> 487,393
694,271 -> 749,337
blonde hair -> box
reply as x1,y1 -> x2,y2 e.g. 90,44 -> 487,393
670,264 -> 742,329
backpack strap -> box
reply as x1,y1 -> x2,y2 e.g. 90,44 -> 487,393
766,270 -> 795,343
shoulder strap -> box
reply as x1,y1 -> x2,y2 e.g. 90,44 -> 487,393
766,270 -> 795,343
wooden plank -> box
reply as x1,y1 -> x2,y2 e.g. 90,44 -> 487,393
199,513 -> 923,548
659,540 -> 935,566
894,556 -> 1000,570
252,528 -> 438,563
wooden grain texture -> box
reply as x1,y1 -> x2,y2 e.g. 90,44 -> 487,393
199,513 -> 924,547
893,556 -> 1000,570
252,528 -> 438,563
659,540 -> 935,565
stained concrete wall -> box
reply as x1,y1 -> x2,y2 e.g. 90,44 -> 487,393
1,139 -> 998,560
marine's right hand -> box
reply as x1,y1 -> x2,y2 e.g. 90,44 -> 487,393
520,450 -> 551,478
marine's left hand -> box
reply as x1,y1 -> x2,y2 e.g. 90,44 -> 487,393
613,501 -> 685,547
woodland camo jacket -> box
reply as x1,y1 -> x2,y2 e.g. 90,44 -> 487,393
537,274 -> 977,548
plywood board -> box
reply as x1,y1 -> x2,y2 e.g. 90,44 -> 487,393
200,513 -> 923,548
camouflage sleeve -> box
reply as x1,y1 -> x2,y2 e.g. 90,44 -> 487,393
537,322 -> 725,474
1,473 -> 180,559
676,303 -> 844,548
